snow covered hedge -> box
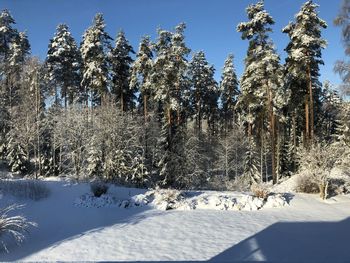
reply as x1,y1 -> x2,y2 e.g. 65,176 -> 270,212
75,187 -> 289,211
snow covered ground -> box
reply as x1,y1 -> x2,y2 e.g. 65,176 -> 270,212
1,179 -> 350,262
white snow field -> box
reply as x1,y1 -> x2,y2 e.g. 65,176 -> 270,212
1,179 -> 350,262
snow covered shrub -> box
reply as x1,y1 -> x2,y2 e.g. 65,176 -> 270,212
297,143 -> 344,199
251,183 -> 270,200
90,181 -> 109,197
0,204 -> 37,252
296,174 -> 319,194
148,187 -> 184,210
0,179 -> 50,200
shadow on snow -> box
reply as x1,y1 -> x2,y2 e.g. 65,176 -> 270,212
209,217 -> 350,262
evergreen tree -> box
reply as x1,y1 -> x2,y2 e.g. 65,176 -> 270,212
80,13 -> 112,106
110,30 -> 135,111
46,24 -> 81,107
243,138 -> 260,185
188,51 -> 218,134
130,36 -> 153,120
237,1 -> 285,183
283,1 -> 327,146
219,54 -> 239,132
151,23 -> 190,187
0,10 -> 30,153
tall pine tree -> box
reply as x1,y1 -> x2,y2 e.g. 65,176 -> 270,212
219,54 -> 239,133
80,13 -> 112,106
46,24 -> 81,107
110,30 -> 135,112
283,1 -> 327,146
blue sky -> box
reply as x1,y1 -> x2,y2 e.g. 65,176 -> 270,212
0,0 -> 344,86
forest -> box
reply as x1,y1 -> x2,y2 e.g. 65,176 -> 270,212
0,0 -> 349,198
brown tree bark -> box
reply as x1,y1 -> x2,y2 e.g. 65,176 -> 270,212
305,93 -> 310,147
307,65 -> 314,144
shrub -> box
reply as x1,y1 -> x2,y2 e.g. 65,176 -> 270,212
0,180 -> 50,200
90,181 -> 109,197
148,187 -> 184,210
297,143 -> 345,199
0,204 -> 37,252
296,174 -> 320,194
251,183 -> 270,200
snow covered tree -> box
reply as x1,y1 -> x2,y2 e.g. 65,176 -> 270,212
336,102 -> 350,147
237,1 -> 285,183
86,137 -> 103,178
188,51 -> 218,134
130,36 -> 153,120
298,142 -> 345,199
334,0 -> 350,97
283,1 -> 327,146
243,138 -> 261,185
0,10 -> 30,155
6,133 -> 29,174
80,13 -> 112,106
46,24 -> 81,107
110,30 -> 135,112
216,122 -> 247,179
219,54 -> 239,133
151,23 -> 191,187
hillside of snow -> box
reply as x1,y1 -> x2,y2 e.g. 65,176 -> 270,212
1,179 -> 350,262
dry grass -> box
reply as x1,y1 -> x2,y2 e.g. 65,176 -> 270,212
0,204 -> 37,252
0,179 -> 50,200
251,183 -> 270,200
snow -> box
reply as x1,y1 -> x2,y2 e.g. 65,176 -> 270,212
1,179 -> 350,262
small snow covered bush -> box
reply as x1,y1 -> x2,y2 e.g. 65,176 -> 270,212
296,174 -> 319,194
251,183 -> 270,200
148,187 -> 184,210
0,204 -> 37,252
0,180 -> 50,200
90,181 -> 109,197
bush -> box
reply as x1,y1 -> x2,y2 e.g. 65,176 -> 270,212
0,204 -> 37,252
296,174 -> 319,194
251,183 -> 270,200
0,180 -> 50,200
148,187 -> 184,210
90,181 -> 109,197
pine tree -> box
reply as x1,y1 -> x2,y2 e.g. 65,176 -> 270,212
80,13 -> 112,106
110,30 -> 135,112
188,51 -> 218,134
86,138 -> 103,178
130,36 -> 153,120
219,54 -> 239,132
0,10 -> 30,154
237,1 -> 285,183
6,134 -> 29,174
151,23 -> 190,187
283,1 -> 327,146
243,138 -> 260,185
46,24 -> 81,107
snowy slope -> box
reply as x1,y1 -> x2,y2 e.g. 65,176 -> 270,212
1,180 -> 350,262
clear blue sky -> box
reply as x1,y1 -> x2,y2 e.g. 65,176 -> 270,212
0,0 -> 344,87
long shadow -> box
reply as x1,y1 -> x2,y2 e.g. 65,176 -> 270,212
0,181 -> 161,261
210,217 -> 350,262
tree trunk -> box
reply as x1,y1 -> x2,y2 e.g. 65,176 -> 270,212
121,91 -> 124,112
271,112 -> 276,184
305,93 -> 310,148
143,94 -> 148,122
307,65 -> 314,144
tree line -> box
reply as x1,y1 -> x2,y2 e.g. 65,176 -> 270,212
0,0 -> 349,190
